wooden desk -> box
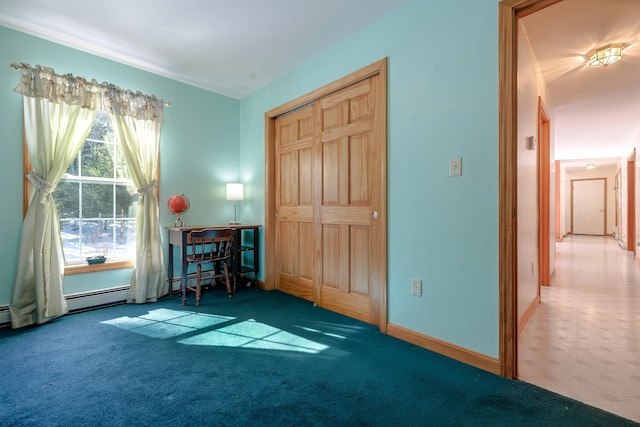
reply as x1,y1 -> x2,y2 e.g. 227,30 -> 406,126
166,225 -> 261,305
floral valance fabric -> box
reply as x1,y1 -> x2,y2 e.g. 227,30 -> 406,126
11,63 -> 166,123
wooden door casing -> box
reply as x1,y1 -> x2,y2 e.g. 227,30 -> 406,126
627,149 -> 636,255
571,178 -> 606,235
615,169 -> 621,239
499,0 -> 566,379
537,98 -> 551,287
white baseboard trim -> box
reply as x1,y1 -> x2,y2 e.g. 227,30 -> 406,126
0,285 -> 129,327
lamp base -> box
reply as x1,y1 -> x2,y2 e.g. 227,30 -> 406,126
229,220 -> 241,225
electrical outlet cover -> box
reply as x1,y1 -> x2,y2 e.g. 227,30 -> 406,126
411,278 -> 422,296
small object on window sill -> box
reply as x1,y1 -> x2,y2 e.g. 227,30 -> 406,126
87,256 -> 107,265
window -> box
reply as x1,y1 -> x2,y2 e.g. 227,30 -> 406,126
55,111 -> 137,265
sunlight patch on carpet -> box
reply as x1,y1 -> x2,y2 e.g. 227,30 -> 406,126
101,309 -> 235,339
166,313 -> 233,329
101,310 -> 329,353
133,321 -> 196,338
100,316 -> 156,330
178,319 -> 329,354
138,308 -> 192,321
295,325 -> 346,339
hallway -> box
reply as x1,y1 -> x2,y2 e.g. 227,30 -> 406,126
518,235 -> 640,423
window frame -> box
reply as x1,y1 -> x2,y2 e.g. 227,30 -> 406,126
22,117 -> 161,275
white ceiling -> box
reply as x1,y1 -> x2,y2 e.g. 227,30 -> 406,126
1,0 -> 639,167
0,0 -> 409,99
521,0 -> 640,165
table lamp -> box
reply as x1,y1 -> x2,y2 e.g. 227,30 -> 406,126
226,183 -> 243,225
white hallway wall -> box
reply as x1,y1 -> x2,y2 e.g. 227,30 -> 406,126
517,21 -> 554,321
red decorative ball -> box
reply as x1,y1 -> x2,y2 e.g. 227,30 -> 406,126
167,194 -> 189,214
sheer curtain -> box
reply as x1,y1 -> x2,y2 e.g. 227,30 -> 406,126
9,63 -> 167,328
109,114 -> 167,303
10,97 -> 96,328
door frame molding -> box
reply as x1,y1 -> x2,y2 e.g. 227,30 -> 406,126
627,148 -> 636,255
615,168 -> 622,238
498,0 -> 564,379
264,58 -> 388,330
537,97 -> 551,287
570,178 -> 607,235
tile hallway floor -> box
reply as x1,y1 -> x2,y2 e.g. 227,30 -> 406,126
518,235 -> 640,423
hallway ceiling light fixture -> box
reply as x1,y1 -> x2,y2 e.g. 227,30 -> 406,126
586,43 -> 624,67
586,163 -> 596,170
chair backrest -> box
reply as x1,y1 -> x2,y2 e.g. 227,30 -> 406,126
188,229 -> 234,260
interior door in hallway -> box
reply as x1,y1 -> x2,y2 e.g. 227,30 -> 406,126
572,179 -> 605,235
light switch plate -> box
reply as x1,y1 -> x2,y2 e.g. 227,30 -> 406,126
449,157 -> 462,176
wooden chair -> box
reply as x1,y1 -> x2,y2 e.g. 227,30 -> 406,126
185,229 -> 234,305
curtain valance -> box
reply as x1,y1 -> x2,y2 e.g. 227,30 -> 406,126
11,63 -> 168,123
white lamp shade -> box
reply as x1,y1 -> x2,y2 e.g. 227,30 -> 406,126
226,183 -> 244,201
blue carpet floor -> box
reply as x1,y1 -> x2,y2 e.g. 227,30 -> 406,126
0,289 -> 636,426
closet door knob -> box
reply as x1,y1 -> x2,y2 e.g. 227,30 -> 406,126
371,211 -> 379,219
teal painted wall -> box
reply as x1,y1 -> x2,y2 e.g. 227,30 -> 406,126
1,0 -> 500,358
240,0 -> 499,357
0,25 -> 240,299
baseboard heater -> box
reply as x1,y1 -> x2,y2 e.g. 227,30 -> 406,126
65,285 -> 129,313
0,285 -> 129,327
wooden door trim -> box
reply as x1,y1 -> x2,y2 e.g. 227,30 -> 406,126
537,97 -> 550,288
615,169 -> 621,234
265,58 -> 388,331
264,116 -> 277,291
499,0 -> 564,379
570,178 -> 607,235
627,149 -> 636,255
266,61 -> 386,118
555,160 -> 562,240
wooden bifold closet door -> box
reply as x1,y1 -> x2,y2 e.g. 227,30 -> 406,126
270,60 -> 387,329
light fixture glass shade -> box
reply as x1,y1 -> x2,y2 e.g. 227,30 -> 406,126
587,44 -> 624,67
226,183 -> 244,201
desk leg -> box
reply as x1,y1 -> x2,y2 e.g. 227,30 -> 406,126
253,227 -> 259,288
167,242 -> 174,293
180,231 -> 189,306
181,260 -> 188,306
232,229 -> 240,292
